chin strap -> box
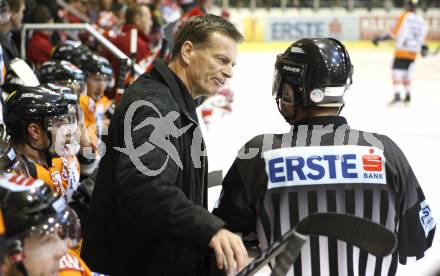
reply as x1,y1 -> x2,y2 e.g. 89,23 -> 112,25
337,104 -> 345,116
8,240 -> 29,276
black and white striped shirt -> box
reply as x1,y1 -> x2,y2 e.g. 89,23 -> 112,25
213,116 -> 435,276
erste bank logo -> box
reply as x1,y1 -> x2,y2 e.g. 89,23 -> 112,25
264,145 -> 386,190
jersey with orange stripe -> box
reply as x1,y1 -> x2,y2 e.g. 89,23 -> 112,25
79,95 -> 112,131
79,95 -> 112,149
53,156 -> 81,200
391,11 -> 427,60
20,155 -> 66,195
59,249 -> 93,276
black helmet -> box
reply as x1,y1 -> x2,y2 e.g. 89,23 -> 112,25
0,173 -> 80,270
273,38 -> 353,108
80,54 -> 113,80
37,60 -> 86,95
407,0 -> 418,9
39,83 -> 78,105
0,125 -> 30,176
51,41 -> 92,68
2,70 -> 25,95
3,86 -> 69,143
39,82 -> 79,115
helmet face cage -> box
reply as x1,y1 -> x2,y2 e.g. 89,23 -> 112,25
46,113 -> 80,157
55,79 -> 86,96
45,113 -> 77,134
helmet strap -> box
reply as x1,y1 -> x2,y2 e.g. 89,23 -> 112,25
8,242 -> 29,276
15,262 -> 29,276
337,104 -> 345,116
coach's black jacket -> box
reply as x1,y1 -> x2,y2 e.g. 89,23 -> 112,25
81,59 -> 225,275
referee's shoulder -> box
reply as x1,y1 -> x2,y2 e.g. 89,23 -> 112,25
242,133 -> 282,151
352,129 -> 404,159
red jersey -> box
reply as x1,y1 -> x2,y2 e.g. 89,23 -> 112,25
26,32 -> 53,66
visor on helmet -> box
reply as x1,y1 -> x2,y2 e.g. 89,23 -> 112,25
0,173 -> 82,252
55,79 -> 86,96
0,148 -> 30,177
7,201 -> 81,263
45,113 -> 77,133
272,57 -> 306,100
26,203 -> 80,247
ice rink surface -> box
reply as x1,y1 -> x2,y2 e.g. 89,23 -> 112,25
204,44 -> 440,276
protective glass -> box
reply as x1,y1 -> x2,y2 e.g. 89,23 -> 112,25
90,73 -> 112,84
45,114 -> 77,133
26,199 -> 81,248
3,153 -> 31,177
47,114 -> 80,157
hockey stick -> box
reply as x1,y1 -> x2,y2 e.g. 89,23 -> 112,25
237,212 -> 397,276
9,58 -> 40,87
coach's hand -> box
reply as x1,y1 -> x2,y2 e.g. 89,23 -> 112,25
209,228 -> 248,275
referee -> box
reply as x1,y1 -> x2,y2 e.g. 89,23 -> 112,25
213,38 -> 435,276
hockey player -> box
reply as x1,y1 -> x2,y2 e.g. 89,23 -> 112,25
37,61 -> 100,177
51,43 -> 113,157
373,0 -> 428,104
213,38 -> 435,276
0,173 -> 95,276
78,54 -> 113,144
3,85 -> 76,196
0,173 -> 71,275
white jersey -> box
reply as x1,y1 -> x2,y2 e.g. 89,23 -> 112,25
391,11 -> 428,60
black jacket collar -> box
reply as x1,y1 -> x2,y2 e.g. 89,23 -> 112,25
152,59 -> 199,125
293,116 -> 348,129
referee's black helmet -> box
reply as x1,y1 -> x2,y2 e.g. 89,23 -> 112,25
272,37 -> 353,108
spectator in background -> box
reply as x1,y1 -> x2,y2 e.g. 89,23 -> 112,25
78,53 -> 113,146
97,0 -> 124,37
65,0 -> 88,23
105,3 -> 152,97
179,0 -> 197,12
26,4 -> 54,67
109,3 -> 152,68
0,0 -> 10,87
0,0 -> 25,71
